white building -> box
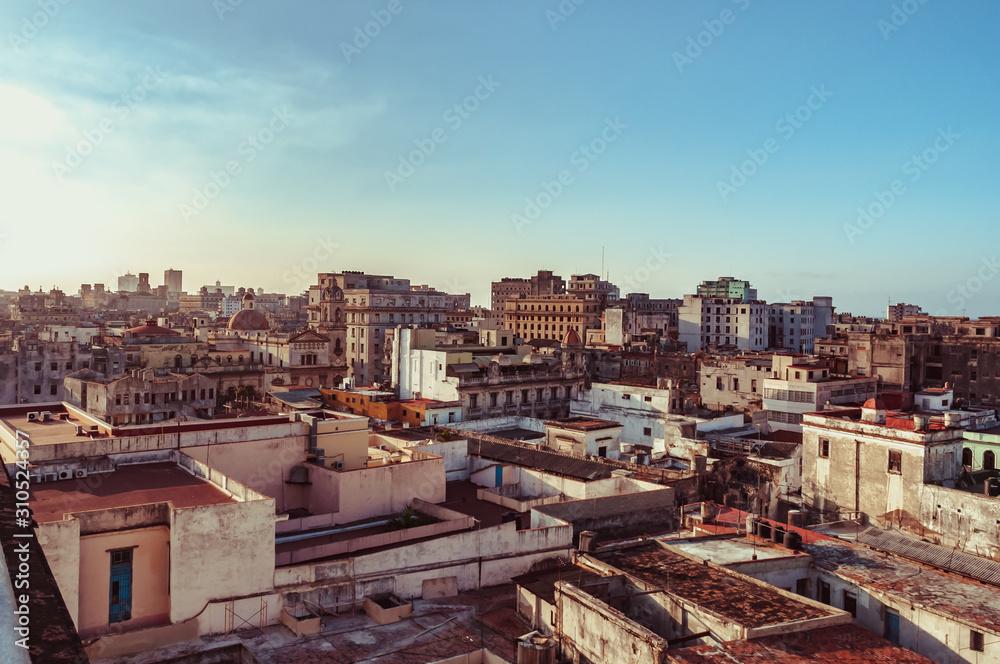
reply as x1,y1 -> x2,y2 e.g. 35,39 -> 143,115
762,356 -> 878,433
768,297 -> 834,354
571,380 -> 681,448
678,294 -> 768,352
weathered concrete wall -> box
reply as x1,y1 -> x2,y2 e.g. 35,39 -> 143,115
35,519 -> 81,627
306,456 -> 445,524
169,499 -> 275,624
919,484 -> 1000,560
533,488 -> 676,543
556,582 -> 670,664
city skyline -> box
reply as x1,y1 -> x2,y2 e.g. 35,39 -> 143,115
2,1 -> 998,317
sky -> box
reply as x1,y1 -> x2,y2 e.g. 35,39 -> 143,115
1,1 -> 998,317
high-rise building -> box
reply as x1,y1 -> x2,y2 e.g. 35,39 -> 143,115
164,269 -> 183,296
696,277 -> 757,302
117,272 -> 139,293
678,294 -> 768,352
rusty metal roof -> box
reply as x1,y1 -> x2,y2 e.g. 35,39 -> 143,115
857,525 -> 1000,587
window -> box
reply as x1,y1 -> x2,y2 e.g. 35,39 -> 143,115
644,396 -> 652,402
971,630 -> 985,652
888,450 -> 902,475
34,362 -> 41,371
643,427 -> 652,437
716,377 -> 724,391
50,385 -> 57,396
490,393 -> 498,407
843,591 -> 857,617
622,393 -> 631,400
116,395 -> 122,406
795,578 -> 810,596
817,579 -> 831,605
66,361 -> 72,370
521,389 -> 529,402
985,451 -> 996,471
33,385 -> 41,395
819,439 -> 829,459
469,394 -> 478,408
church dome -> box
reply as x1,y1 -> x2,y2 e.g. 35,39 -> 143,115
562,328 -> 582,346
227,292 -> 269,331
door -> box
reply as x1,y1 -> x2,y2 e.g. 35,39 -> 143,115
884,610 -> 900,644
109,548 -> 133,623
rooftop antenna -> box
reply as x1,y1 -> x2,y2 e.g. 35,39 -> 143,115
601,246 -> 604,280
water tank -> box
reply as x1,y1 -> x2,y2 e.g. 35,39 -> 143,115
517,632 -> 556,664
771,525 -> 786,544
757,520 -> 771,540
986,477 -> 1000,497
784,530 -> 803,550
787,510 -> 805,529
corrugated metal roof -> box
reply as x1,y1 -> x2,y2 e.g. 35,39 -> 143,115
467,436 -> 614,481
857,526 -> 1000,587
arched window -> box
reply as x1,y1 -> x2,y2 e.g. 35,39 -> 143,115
962,448 -> 973,467
985,451 -> 996,471
191,355 -> 198,366
238,355 -> 243,363
227,355 -> 233,363
174,354 -> 182,368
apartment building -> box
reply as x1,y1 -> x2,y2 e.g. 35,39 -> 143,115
762,356 -> 878,433
696,276 -> 757,301
308,271 -> 470,386
767,297 -> 834,354
490,270 -> 565,318
678,294 -> 768,352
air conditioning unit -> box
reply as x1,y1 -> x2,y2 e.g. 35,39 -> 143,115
75,425 -> 85,436
88,425 -> 99,434
41,411 -> 53,421
333,460 -> 345,470
44,473 -> 58,483
26,412 -> 40,422
58,470 -> 72,481
58,412 -> 70,420
74,469 -> 88,479
30,474 -> 42,484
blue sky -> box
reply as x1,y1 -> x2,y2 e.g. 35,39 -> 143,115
1,0 -> 997,317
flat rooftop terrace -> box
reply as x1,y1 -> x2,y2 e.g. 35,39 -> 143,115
30,462 -> 235,524
597,541 -> 836,628
669,535 -> 808,566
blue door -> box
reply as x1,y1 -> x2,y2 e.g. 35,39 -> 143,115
495,465 -> 503,487
884,611 -> 900,644
109,548 -> 133,623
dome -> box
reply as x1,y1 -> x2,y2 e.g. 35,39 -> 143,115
522,353 -> 545,364
562,328 -> 582,345
227,309 -> 269,331
862,397 -> 886,410
128,319 -> 180,337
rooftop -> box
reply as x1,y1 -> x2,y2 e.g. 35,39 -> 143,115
668,623 -> 936,663
467,436 -> 615,481
669,535 -> 808,566
29,462 -> 235,523
804,535 -> 1000,632
597,541 -> 837,628
544,416 -> 621,432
